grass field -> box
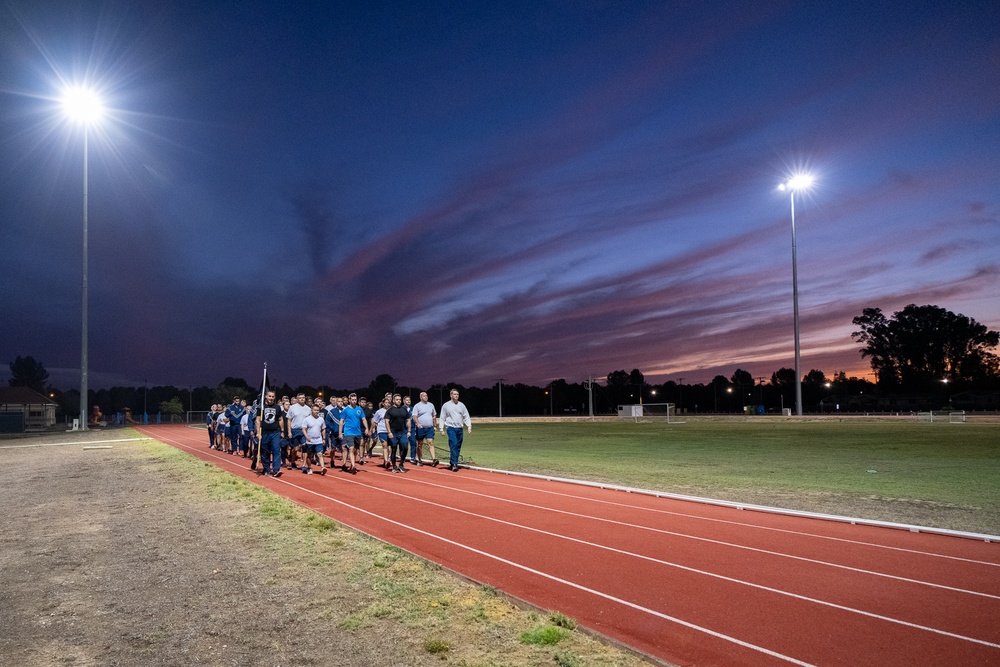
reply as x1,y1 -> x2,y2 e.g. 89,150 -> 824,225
458,419 -> 1000,533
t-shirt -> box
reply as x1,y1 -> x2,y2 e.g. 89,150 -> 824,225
372,408 -> 387,434
386,405 -> 409,433
286,403 -> 312,430
412,402 -> 436,427
258,403 -> 285,433
304,414 -> 325,444
340,406 -> 365,437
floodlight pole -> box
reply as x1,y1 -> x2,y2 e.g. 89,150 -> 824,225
80,126 -> 90,431
789,190 -> 803,417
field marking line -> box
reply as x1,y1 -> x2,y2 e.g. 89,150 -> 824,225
468,465 -> 1000,543
0,437 -> 151,449
154,431 -> 1000,652
387,472 -> 1000,600
455,468 -> 1000,566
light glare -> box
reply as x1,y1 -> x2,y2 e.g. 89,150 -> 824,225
782,173 -> 815,191
61,86 -> 104,124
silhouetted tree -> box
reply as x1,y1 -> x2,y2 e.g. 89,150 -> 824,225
770,367 -> 796,387
853,304 -> 999,389
9,356 -> 49,392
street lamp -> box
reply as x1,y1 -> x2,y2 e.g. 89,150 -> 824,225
778,173 -> 814,417
62,85 -> 105,431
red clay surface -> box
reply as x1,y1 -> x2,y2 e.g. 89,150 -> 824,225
141,425 -> 1000,667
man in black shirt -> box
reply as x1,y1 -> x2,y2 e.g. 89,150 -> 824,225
255,390 -> 286,477
384,393 -> 412,473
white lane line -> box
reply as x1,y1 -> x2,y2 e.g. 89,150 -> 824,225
0,437 -> 150,449
388,473 -> 1000,600
458,469 -> 1000,567
157,432 -> 1000,651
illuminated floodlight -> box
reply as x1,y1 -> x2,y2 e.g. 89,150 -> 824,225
61,86 -> 104,125
778,173 -> 814,192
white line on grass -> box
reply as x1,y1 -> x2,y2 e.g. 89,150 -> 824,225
0,437 -> 150,449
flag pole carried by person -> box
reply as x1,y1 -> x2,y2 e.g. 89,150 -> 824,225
250,363 -> 267,471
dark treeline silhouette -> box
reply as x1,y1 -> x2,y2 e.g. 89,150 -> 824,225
35,362 -> 998,421
17,301 -> 1000,420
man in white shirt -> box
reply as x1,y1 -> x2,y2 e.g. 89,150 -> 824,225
301,404 -> 327,475
285,393 -> 312,471
439,389 -> 471,472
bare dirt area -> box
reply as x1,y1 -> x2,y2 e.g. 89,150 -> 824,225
0,430 -> 655,667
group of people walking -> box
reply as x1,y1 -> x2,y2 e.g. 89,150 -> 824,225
206,389 -> 472,478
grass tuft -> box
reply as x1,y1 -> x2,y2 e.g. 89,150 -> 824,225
520,625 -> 566,645
554,652 -> 582,667
548,611 -> 577,630
424,638 -> 451,654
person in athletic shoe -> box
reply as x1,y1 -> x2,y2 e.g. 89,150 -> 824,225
371,397 -> 390,468
286,393 -> 311,469
412,391 -> 439,466
439,389 -> 472,471
385,394 -> 411,472
338,393 -> 367,474
255,390 -> 286,477
302,404 -> 327,475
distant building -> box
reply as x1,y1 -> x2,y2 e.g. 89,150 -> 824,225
0,387 -> 59,431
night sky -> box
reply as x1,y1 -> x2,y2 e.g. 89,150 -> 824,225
1,0 -> 998,391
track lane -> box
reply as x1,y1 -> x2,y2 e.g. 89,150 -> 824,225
141,425 -> 1000,667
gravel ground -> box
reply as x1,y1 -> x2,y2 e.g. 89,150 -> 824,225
0,430 -> 413,667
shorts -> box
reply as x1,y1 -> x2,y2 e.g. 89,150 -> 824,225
306,443 -> 324,455
377,432 -> 389,443
344,435 -> 362,449
416,427 -> 435,441
290,428 -> 306,446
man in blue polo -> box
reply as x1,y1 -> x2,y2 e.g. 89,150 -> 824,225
225,396 -> 246,456
324,396 -> 344,468
338,393 -> 367,474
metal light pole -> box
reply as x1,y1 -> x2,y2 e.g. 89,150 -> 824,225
62,86 -> 104,431
778,174 -> 814,417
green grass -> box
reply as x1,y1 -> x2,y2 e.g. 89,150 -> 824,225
462,421 -> 1000,511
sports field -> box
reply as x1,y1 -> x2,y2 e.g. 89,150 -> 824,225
460,419 -> 1000,535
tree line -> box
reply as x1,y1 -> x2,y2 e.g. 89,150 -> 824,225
7,303 -> 998,418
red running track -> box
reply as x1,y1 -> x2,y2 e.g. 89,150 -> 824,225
140,425 -> 1000,667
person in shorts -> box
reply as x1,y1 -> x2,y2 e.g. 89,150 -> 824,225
371,397 -> 390,469
302,404 -> 327,475
412,391 -> 439,466
286,393 -> 312,469
338,393 -> 368,474
324,396 -> 343,468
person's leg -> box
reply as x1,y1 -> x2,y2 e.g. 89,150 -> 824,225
427,436 -> 437,465
447,427 -> 462,469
